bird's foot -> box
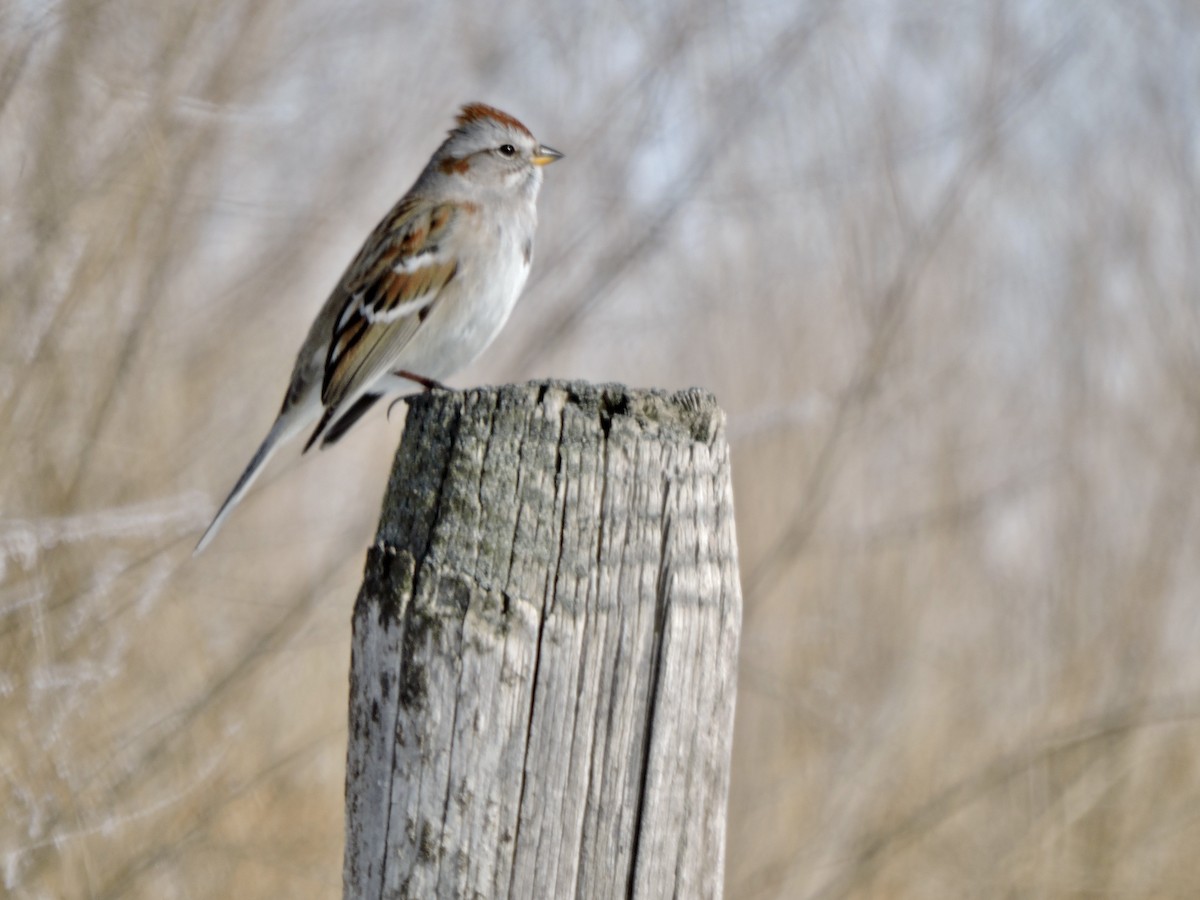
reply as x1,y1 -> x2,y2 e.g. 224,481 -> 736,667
386,372 -> 451,420
395,370 -> 449,392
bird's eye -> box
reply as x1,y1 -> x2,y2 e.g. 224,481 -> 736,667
498,144 -> 516,157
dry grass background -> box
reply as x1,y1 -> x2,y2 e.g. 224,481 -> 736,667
3,0 -> 1200,897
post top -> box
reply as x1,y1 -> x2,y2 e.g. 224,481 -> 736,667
404,380 -> 724,446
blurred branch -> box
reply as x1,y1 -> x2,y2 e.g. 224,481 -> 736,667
742,32 -> 1079,614
12,536 -> 354,890
511,0 -> 845,375
93,727 -> 343,900
62,3 -> 280,504
800,694 -> 1200,900
828,455 -> 1060,551
0,31 -> 34,124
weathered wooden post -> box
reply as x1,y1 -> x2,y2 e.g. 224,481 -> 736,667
343,381 -> 742,899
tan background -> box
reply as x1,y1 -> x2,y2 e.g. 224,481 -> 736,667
3,1 -> 1200,897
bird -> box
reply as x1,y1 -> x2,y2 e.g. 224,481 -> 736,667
194,103 -> 562,554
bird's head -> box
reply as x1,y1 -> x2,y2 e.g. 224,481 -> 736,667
430,103 -> 562,200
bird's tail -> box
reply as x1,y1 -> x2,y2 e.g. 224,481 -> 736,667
193,408 -> 313,555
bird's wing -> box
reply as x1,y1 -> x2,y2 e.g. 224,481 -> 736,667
198,198 -> 461,550
317,197 -> 460,427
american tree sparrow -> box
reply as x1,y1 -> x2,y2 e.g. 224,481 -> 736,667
195,103 -> 562,553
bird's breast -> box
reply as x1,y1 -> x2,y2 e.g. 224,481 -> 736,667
393,219 -> 534,380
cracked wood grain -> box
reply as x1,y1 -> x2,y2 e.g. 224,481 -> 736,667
343,381 -> 742,900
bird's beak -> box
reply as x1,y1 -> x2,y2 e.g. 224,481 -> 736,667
532,145 -> 564,167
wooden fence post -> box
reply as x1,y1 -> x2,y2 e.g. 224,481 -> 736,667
343,381 -> 742,899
